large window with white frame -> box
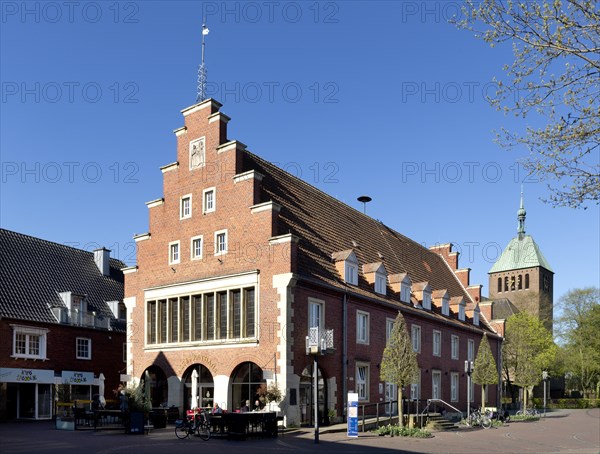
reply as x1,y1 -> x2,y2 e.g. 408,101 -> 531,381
467,338 -> 475,362
410,369 -> 421,401
433,330 -> 441,357
214,230 -> 227,255
451,335 -> 459,360
356,362 -> 370,401
450,372 -> 459,402
169,241 -> 180,264
146,286 -> 256,346
191,235 -> 203,260
180,194 -> 192,219
189,137 -> 206,169
76,337 -> 91,360
11,325 -> 48,360
385,318 -> 395,343
411,324 -> 421,353
308,298 -> 324,335
356,311 -> 370,344
203,187 -> 215,214
432,369 -> 441,400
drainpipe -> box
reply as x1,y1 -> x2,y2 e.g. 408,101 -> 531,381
342,290 -> 348,423
498,336 -> 503,411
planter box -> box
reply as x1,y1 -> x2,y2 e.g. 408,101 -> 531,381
56,417 -> 75,431
127,412 -> 145,434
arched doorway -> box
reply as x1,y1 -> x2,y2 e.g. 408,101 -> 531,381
230,362 -> 265,412
182,365 -> 214,411
299,364 -> 326,426
141,365 -> 168,408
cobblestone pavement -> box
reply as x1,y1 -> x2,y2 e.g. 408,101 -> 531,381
1,409 -> 598,454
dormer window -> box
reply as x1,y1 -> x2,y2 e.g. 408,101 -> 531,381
442,298 -> 449,316
389,273 -> 411,303
332,250 -> 359,286
363,262 -> 387,295
189,137 -> 206,169
459,303 -> 466,321
345,261 -> 358,285
433,290 -> 449,315
472,305 -> 480,326
413,282 -> 431,310
375,273 -> 386,295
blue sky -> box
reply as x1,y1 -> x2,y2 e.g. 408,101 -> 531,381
1,1 -> 598,311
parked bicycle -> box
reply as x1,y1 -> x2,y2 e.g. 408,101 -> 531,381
175,410 -> 211,440
516,407 -> 539,417
466,408 -> 492,429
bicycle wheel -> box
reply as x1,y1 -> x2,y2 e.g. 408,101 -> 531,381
197,422 -> 211,441
175,422 -> 190,439
516,410 -> 524,416
481,417 -> 492,429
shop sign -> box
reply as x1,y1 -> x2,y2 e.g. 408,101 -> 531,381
62,371 -> 94,385
0,367 -> 55,384
347,392 -> 358,438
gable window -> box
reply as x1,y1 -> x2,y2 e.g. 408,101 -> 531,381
451,372 -> 459,402
214,230 -> 227,255
203,188 -> 215,213
11,325 -> 48,360
467,339 -> 475,362
191,235 -> 203,260
180,194 -> 192,219
169,241 -> 180,264
433,330 -> 441,357
451,335 -> 459,359
189,137 -> 206,170
76,337 -> 91,360
356,311 -> 370,344
356,362 -> 369,401
411,324 -> 421,353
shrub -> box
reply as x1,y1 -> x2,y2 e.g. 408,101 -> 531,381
376,424 -> 431,438
531,398 -> 600,409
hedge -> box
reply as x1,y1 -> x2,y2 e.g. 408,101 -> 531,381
531,398 -> 600,409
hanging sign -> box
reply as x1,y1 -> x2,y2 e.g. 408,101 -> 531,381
62,371 -> 94,385
347,392 -> 358,438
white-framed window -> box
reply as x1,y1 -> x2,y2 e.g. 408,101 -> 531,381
400,279 -> 411,303
76,337 -> 91,360
180,194 -> 192,219
191,235 -> 203,260
169,240 -> 180,264
345,261 -> 358,285
356,362 -> 370,401
189,136 -> 206,169
432,370 -> 441,400
214,230 -> 227,255
11,325 -> 48,359
450,372 -> 459,402
433,330 -> 441,357
411,324 -> 421,353
410,369 -> 421,400
374,273 -> 386,295
308,298 -> 324,330
385,318 -> 395,344
467,339 -> 475,362
356,311 -> 370,344
385,383 -> 397,414
451,335 -> 459,360
203,187 -> 215,213
441,297 -> 450,316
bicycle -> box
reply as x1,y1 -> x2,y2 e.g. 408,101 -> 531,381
466,408 -> 492,429
516,407 -> 539,417
175,410 -> 211,440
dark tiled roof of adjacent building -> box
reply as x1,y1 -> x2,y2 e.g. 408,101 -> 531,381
243,152 -> 473,306
0,229 -> 125,328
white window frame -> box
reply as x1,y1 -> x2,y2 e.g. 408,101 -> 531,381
410,369 -> 421,401
180,194 -> 192,219
432,330 -> 441,357
191,235 -> 203,260
169,240 -> 180,264
451,335 -> 459,360
432,369 -> 442,400
214,229 -> 228,255
356,362 -> 370,401
442,298 -> 450,316
356,310 -> 370,345
76,337 -> 92,360
411,324 -> 421,353
467,339 -> 475,362
11,325 -> 48,360
450,372 -> 459,402
308,298 -> 324,331
374,272 -> 386,295
345,261 -> 358,285
400,281 -> 411,303
203,187 -> 216,214
385,318 -> 395,344
189,136 -> 206,170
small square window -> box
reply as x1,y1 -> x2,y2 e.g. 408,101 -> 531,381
203,188 -> 215,213
215,230 -> 227,255
76,337 -> 91,360
169,241 -> 180,264
180,195 -> 192,219
191,235 -> 203,260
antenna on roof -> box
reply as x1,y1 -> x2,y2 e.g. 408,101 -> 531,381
357,195 -> 372,215
196,20 -> 210,102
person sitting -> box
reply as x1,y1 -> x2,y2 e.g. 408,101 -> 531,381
241,400 -> 250,412
212,403 -> 222,414
254,400 -> 262,411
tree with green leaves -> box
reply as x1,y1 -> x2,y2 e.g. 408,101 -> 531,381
472,333 -> 498,409
503,312 -> 557,410
455,0 -> 599,209
380,311 -> 419,427
556,287 -> 600,397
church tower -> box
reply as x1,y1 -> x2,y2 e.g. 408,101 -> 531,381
488,193 -> 554,332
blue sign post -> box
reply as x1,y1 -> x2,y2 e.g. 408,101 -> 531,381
347,392 -> 358,438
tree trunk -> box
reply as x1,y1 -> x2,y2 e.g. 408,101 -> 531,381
398,388 -> 404,428
481,385 -> 486,410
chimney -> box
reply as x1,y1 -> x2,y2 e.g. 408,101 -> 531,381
94,247 -> 111,276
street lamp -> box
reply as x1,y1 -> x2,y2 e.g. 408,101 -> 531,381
465,361 -> 474,422
306,326 -> 334,444
542,370 -> 549,417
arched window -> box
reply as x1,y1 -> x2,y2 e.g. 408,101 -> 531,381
517,275 -> 522,290
183,364 -> 214,410
141,365 -> 168,408
230,362 -> 265,412
525,274 -> 530,289
504,277 -> 508,292
497,277 -> 502,293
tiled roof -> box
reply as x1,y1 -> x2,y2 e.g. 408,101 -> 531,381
243,152 -> 474,306
490,298 -> 519,320
489,234 -> 553,273
0,229 -> 125,328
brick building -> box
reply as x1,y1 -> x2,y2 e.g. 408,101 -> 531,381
0,229 -> 126,420
124,98 -> 503,426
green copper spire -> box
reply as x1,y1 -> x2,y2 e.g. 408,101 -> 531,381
517,188 -> 526,237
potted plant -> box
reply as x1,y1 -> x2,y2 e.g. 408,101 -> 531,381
122,383 -> 151,434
